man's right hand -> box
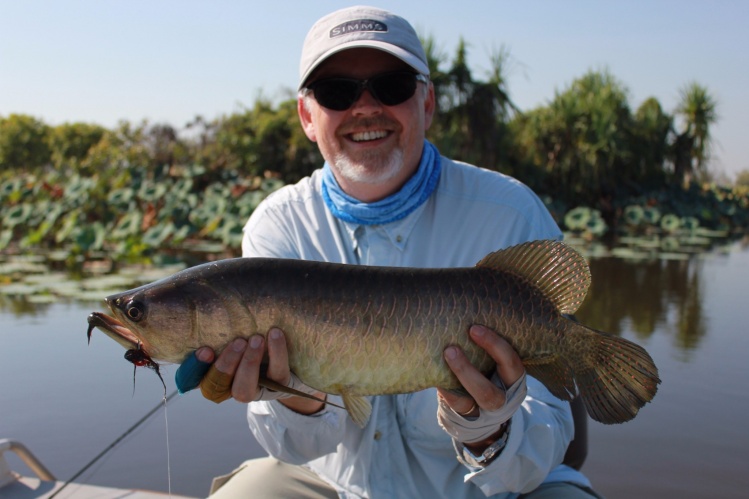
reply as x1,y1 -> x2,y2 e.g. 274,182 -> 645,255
176,328 -> 326,415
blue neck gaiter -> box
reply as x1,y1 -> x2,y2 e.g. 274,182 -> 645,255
321,140 -> 441,226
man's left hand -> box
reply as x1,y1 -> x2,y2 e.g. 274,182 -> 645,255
436,325 -> 527,447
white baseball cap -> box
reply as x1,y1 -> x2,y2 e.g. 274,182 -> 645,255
298,6 -> 430,90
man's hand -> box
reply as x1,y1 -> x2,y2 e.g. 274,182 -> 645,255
436,325 -> 527,450
175,328 -> 326,415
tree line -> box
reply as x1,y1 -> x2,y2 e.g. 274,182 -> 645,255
2,38 -> 746,248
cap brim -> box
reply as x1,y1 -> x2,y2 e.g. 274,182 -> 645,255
298,40 -> 430,90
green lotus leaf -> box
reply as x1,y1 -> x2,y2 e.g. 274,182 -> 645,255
623,205 -> 644,226
660,214 -> 681,233
55,209 -> 82,244
142,222 -> 174,247
563,206 -> 591,231
585,212 -> 608,237
642,207 -> 661,225
72,222 -> 106,251
138,182 -> 168,202
3,203 -> 33,228
111,211 -> 143,239
261,178 -> 284,193
681,217 -> 700,231
108,188 -> 135,207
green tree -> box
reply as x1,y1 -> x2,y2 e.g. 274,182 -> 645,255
631,97 -> 673,186
80,120 -> 152,183
148,123 -> 179,174
672,82 -> 718,185
47,122 -> 106,171
205,99 -> 321,182
427,39 -> 518,169
512,69 -> 635,211
735,169 -> 749,188
0,114 -> 51,171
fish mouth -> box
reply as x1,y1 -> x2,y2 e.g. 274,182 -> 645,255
87,312 -> 143,350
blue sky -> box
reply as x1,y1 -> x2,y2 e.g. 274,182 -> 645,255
2,0 -> 747,177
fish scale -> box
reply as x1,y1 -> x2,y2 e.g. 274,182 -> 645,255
88,240 -> 660,427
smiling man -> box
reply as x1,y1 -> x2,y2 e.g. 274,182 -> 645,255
179,6 -> 601,498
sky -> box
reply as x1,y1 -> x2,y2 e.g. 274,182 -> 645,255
2,0 -> 747,178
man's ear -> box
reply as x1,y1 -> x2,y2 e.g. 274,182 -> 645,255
423,82 -> 436,131
298,96 -> 318,142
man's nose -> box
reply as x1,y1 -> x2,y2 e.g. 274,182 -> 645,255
351,88 -> 382,115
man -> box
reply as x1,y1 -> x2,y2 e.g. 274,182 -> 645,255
177,6 -> 601,498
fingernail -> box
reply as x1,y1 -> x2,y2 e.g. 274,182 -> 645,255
269,328 -> 282,340
196,348 -> 213,362
471,326 -> 485,337
445,346 -> 458,360
249,336 -> 263,349
232,338 -> 247,351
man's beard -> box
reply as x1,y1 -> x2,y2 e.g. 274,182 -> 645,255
332,146 -> 404,186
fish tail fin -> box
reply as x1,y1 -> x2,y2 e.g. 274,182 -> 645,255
526,322 -> 660,424
567,322 -> 660,424
477,241 -> 659,423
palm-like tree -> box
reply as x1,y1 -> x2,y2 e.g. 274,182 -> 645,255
426,39 -> 519,169
673,82 -> 718,185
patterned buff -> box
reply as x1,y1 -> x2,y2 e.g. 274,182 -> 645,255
321,140 -> 442,225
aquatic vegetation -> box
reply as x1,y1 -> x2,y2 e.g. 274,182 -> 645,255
0,166 -> 282,262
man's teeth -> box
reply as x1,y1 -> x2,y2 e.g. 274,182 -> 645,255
351,130 -> 388,142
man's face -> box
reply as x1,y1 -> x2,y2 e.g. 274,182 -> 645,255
298,48 -> 435,201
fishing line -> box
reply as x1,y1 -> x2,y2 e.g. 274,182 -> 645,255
164,392 -> 172,497
49,389 -> 178,498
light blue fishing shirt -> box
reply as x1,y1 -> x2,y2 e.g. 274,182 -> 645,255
241,155 -> 592,498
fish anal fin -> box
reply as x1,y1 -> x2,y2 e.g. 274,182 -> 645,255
340,390 -> 372,428
523,353 -> 577,402
476,240 -> 591,315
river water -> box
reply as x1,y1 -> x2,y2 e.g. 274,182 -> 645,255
2,241 -> 748,498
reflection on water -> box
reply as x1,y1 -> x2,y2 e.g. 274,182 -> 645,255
2,242 -> 749,498
578,257 -> 708,353
0,294 -> 55,317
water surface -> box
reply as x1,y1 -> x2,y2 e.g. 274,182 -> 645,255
2,242 -> 748,498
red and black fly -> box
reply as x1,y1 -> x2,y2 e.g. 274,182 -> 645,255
124,342 -> 166,396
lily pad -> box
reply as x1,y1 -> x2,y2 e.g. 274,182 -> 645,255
0,283 -> 43,295
564,207 -> 592,231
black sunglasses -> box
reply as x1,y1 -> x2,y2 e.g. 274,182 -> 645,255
305,71 -> 429,111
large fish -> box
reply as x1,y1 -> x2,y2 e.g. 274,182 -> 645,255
87,240 -> 659,426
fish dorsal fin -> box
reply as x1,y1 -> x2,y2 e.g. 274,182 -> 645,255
476,240 -> 591,314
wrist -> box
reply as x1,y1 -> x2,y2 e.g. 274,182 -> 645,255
460,420 -> 511,467
464,420 -> 510,454
278,393 -> 326,415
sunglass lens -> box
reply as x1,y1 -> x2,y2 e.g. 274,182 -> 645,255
309,72 -> 419,110
312,80 -> 360,111
371,73 -> 417,106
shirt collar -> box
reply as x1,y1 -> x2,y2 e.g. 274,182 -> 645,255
340,199 -> 429,252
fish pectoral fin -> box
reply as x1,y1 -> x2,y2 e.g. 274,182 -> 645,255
340,390 -> 372,428
258,377 -> 345,410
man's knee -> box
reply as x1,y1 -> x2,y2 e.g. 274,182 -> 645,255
208,457 -> 337,498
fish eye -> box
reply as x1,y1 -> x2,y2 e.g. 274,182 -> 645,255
125,300 -> 146,322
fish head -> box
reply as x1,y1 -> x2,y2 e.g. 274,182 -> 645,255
91,267 -> 249,364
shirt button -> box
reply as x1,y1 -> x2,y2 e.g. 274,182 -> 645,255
373,430 -> 382,441
395,235 -> 403,243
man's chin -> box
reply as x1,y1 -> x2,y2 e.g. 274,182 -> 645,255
333,150 -> 404,185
